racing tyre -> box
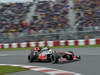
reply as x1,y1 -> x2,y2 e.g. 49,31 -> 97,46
28,55 -> 34,63
77,56 -> 81,60
66,55 -> 73,60
50,54 -> 58,64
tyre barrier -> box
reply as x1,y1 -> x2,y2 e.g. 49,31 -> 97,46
0,39 -> 100,49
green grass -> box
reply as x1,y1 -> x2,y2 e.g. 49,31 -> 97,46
0,45 -> 100,51
0,66 -> 29,75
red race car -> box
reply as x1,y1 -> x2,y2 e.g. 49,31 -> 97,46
28,47 -> 81,64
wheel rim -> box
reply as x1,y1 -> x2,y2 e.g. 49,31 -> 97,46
51,55 -> 55,61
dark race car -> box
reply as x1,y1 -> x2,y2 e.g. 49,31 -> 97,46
28,48 -> 81,64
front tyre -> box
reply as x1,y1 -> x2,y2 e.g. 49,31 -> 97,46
77,56 -> 81,60
50,54 -> 58,64
28,55 -> 34,63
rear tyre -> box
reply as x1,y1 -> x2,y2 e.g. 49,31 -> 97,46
66,55 -> 73,60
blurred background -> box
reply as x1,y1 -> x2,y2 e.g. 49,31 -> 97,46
0,0 -> 100,43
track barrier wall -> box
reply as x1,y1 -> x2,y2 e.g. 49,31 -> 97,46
0,39 -> 100,49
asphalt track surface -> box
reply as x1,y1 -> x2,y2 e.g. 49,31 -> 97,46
0,48 -> 100,75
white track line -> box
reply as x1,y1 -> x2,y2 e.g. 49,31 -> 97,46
0,54 -> 9,56
0,64 -> 82,75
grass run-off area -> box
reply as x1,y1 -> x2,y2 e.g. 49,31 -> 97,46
0,66 -> 29,75
0,45 -> 100,51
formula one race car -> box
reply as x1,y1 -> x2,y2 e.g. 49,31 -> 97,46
28,47 -> 81,64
